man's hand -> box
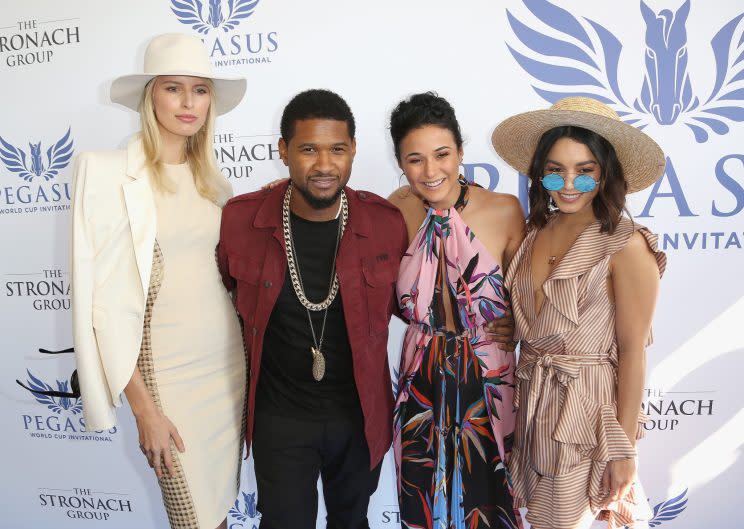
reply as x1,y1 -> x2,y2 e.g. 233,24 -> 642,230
485,308 -> 516,352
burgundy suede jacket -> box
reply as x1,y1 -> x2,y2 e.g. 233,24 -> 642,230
217,181 -> 408,468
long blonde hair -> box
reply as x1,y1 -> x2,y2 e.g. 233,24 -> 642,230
138,77 -> 231,206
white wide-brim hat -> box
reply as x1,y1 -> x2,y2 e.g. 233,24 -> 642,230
491,97 -> 665,193
110,33 -> 246,115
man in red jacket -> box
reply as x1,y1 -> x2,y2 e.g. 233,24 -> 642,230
217,89 -> 407,528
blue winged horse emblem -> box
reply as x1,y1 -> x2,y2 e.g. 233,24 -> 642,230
228,491 -> 260,528
624,488 -> 688,528
0,128 -> 74,182
16,347 -> 82,415
18,369 -> 83,415
171,0 -> 260,35
506,0 -> 744,143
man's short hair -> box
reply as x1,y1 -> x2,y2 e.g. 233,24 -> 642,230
280,89 -> 356,143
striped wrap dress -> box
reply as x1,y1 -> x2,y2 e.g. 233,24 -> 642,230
505,216 -> 666,529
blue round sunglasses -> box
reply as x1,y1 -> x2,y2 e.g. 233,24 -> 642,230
541,172 -> 597,193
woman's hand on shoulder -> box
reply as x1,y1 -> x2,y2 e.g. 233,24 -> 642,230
261,177 -> 288,190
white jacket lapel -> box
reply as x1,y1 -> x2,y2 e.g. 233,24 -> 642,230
122,137 -> 156,298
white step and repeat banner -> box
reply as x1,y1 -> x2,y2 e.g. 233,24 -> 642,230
1,0 -> 743,527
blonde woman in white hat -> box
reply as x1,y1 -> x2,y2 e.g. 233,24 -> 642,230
71,33 -> 247,529
491,97 -> 667,529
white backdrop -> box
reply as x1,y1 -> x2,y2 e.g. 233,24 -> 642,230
1,1 -> 743,528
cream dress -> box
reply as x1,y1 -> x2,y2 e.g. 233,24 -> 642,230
138,163 -> 245,529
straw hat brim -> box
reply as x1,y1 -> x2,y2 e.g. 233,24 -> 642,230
110,71 -> 247,116
491,108 -> 665,193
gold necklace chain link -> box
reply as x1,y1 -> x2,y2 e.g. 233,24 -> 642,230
282,184 -> 348,311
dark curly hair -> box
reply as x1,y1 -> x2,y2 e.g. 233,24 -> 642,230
389,92 -> 463,161
527,126 -> 627,234
280,89 -> 355,143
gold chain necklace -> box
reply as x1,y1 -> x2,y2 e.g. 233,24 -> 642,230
282,185 -> 348,310
282,184 -> 348,381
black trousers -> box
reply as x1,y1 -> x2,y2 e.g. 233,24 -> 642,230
252,411 -> 382,529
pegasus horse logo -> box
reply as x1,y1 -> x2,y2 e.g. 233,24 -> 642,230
28,142 -> 45,177
0,128 -> 74,182
624,488 -> 688,528
638,1 -> 693,124
207,0 -> 225,28
171,0 -> 260,35
228,491 -> 260,528
16,347 -> 82,416
506,0 -> 744,142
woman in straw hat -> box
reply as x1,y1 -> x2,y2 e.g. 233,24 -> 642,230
491,97 -> 667,529
388,92 -> 525,529
71,33 -> 247,529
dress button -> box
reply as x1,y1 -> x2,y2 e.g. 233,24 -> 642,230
251,327 -> 257,336
359,191 -> 367,199
263,280 -> 272,288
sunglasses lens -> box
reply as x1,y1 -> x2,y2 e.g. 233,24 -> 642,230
574,175 -> 597,193
542,173 -> 564,191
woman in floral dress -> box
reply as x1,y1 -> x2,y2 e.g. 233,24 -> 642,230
389,93 -> 525,529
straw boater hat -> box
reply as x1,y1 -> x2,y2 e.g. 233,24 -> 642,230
491,97 -> 665,193
110,33 -> 246,115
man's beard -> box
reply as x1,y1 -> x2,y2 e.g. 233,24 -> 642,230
293,178 -> 343,210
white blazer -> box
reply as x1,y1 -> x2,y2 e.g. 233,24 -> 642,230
71,136 -> 157,431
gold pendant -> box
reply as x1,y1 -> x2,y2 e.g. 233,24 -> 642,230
311,347 -> 325,382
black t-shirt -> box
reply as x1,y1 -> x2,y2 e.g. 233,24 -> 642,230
255,212 -> 362,419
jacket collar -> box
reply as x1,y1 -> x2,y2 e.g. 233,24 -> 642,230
122,135 -> 156,298
253,180 -> 370,238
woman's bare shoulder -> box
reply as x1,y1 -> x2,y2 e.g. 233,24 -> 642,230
470,186 -> 524,219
